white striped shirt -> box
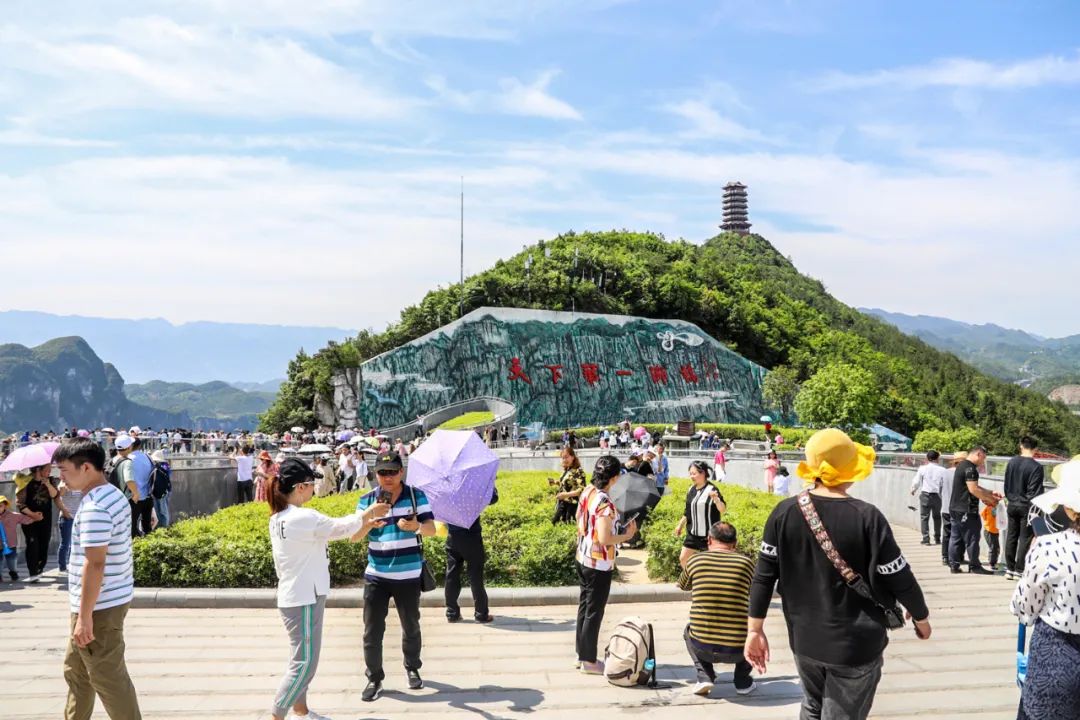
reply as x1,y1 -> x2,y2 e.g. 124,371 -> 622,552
69,483 -> 134,613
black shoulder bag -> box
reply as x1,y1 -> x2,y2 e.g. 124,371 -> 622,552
408,486 -> 437,592
796,490 -> 905,630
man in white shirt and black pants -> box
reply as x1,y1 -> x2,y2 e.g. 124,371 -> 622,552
910,450 -> 946,545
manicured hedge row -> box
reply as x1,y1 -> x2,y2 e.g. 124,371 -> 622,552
547,423 -> 815,446
133,470 -> 781,588
134,471 -> 578,588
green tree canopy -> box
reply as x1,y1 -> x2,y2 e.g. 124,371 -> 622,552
794,362 -> 881,430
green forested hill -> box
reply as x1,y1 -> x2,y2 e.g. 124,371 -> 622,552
262,231 -> 1080,454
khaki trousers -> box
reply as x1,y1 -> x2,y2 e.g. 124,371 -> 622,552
63,603 -> 142,720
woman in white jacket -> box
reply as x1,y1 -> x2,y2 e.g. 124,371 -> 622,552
268,458 -> 389,720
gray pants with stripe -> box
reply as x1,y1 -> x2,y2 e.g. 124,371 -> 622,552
273,596 -> 326,717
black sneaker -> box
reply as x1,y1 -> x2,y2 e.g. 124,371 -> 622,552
941,558 -> 949,566
475,614 -> 494,623
950,566 -> 963,574
7,572 -> 16,582
446,614 -> 461,623
361,680 -> 382,702
407,669 -> 423,690
920,539 -> 931,545
969,566 -> 994,575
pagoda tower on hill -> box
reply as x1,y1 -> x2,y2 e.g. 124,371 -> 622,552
720,181 -> 751,234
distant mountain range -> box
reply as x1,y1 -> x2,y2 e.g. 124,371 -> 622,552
0,336 -> 281,433
861,308 -> 1080,392
0,310 -> 354,384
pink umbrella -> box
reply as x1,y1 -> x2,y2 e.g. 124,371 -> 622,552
633,426 -> 647,440
77,429 -> 91,438
0,442 -> 60,472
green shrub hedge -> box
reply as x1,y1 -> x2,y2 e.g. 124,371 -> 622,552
134,470 -> 781,588
641,478 -> 782,582
547,423 -> 816,447
134,471 -> 578,588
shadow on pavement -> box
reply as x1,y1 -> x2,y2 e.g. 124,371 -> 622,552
391,679 -> 544,718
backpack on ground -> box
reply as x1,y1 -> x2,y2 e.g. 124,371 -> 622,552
108,457 -> 133,499
150,462 -> 172,500
603,616 -> 657,687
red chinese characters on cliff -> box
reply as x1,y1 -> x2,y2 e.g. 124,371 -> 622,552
507,357 -> 532,384
679,364 -> 699,384
580,363 -> 601,386
648,365 -> 668,385
543,364 -> 564,385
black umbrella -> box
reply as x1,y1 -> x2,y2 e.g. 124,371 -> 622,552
608,471 -> 662,519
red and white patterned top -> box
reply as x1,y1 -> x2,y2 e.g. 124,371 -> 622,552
576,485 -> 618,571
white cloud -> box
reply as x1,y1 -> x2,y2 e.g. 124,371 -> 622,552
494,70 -> 582,120
813,51 -> 1080,91
1,18 -> 411,123
428,70 -> 583,121
663,99 -> 773,143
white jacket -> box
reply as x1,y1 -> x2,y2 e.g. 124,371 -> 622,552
269,505 -> 365,608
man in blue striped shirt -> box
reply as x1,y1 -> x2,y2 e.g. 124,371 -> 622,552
352,451 -> 435,702
54,438 -> 142,720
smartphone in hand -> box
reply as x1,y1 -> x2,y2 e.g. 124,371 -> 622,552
377,490 -> 392,505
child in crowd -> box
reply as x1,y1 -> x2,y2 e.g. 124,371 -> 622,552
980,500 -> 1000,571
0,495 -> 33,581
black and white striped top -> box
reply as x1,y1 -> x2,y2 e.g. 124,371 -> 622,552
684,482 -> 724,538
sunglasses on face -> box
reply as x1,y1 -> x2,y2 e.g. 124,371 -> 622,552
376,470 -> 399,477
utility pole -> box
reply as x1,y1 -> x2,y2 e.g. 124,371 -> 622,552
459,176 -> 464,318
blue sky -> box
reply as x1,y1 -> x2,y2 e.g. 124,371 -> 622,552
2,1 -> 1079,336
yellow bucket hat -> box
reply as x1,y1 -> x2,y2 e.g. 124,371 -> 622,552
0,495 -> 8,506
796,429 -> 876,487
13,471 -> 32,493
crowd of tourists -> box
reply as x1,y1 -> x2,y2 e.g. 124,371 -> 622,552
7,425 -> 1080,720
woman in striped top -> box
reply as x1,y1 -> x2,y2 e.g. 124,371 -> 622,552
675,461 -> 726,568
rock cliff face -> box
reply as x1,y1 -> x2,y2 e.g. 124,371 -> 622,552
1050,385 -> 1080,408
0,337 -> 186,432
357,307 -> 767,430
315,367 -> 359,429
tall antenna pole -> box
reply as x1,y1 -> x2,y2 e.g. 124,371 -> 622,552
459,176 -> 464,318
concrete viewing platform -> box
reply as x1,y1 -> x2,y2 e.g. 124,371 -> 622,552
4,526 -> 1021,719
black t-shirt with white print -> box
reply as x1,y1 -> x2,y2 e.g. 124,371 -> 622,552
749,493 -> 928,666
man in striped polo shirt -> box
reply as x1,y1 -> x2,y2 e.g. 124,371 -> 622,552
54,438 -> 142,720
352,451 -> 435,702
678,521 -> 758,697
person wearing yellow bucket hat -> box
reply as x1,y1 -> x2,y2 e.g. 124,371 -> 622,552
1,494 -> 35,581
745,429 -> 931,720
1010,460 -> 1080,720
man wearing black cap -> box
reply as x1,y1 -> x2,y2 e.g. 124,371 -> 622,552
351,451 -> 435,702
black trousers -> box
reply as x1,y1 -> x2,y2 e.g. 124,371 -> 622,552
444,533 -> 489,619
363,581 -> 422,683
683,625 -> 753,688
132,498 -> 154,537
237,482 -> 254,504
983,530 -> 1000,568
1005,503 -> 1034,573
795,654 -> 883,720
948,511 -> 982,569
552,500 -> 577,524
940,512 -> 952,561
919,492 -> 941,542
22,517 -> 52,576
576,563 -> 613,663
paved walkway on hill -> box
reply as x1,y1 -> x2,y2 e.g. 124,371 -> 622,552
4,527 -> 1022,719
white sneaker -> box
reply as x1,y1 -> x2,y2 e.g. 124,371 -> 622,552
289,712 -> 333,720
736,681 -> 758,696
691,681 -> 714,696
24,574 -> 40,583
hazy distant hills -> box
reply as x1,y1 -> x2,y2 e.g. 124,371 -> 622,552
861,308 -> 1080,388
0,337 -> 281,433
0,310 -> 354,384
125,380 -> 277,429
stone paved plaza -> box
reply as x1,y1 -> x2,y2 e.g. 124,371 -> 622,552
5,527 -> 1021,719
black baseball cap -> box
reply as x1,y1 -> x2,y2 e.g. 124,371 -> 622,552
278,457 -> 316,492
374,451 -> 403,473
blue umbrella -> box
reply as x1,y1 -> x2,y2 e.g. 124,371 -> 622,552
406,429 -> 498,528
759,415 -> 773,423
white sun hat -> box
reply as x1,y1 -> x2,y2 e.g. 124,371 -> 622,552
1032,460 -> 1080,515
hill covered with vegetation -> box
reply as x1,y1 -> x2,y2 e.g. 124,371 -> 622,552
262,231 -> 1080,455
125,380 -> 276,431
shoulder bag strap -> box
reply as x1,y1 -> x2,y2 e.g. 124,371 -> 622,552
408,485 -> 424,557
796,490 -> 887,609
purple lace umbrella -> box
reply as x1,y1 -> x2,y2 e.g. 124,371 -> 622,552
406,429 -> 498,528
